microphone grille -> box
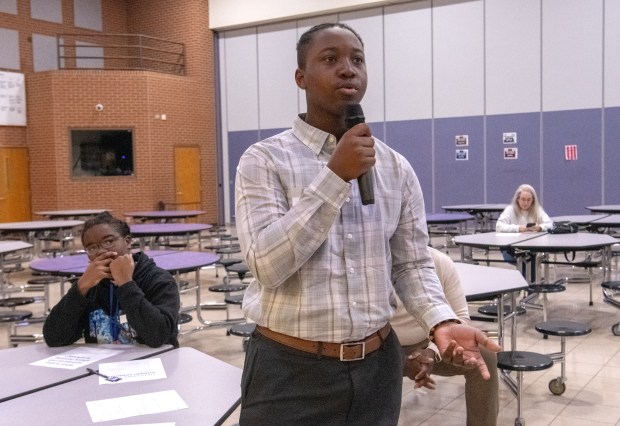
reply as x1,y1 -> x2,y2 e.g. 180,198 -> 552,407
344,104 -> 365,128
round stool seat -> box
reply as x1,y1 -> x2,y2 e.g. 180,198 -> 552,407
535,320 -> 592,337
0,310 -> 33,322
27,276 -> 61,285
528,284 -> 566,293
216,247 -> 241,255
3,265 -> 24,273
209,283 -> 247,293
225,294 -> 245,305
217,258 -> 243,268
178,313 -> 193,324
227,263 -> 250,280
497,351 -> 554,372
0,297 -> 36,308
478,304 -> 526,317
228,323 -> 256,337
601,280 -> 620,290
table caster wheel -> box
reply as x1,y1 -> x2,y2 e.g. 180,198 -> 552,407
549,378 -> 566,395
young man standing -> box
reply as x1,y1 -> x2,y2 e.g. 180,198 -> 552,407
235,23 -> 500,425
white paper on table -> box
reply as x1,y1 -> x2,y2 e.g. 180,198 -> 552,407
86,389 -> 188,423
30,347 -> 119,370
98,358 -> 167,385
115,423 -> 175,426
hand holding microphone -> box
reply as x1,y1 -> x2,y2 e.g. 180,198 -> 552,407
327,104 -> 375,205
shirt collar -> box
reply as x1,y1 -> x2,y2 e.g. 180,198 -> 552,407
293,114 -> 338,156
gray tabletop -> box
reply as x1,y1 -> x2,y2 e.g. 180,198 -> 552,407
130,223 -> 212,236
29,250 -> 220,276
0,220 -> 84,233
585,214 -> 620,227
442,204 -> 507,213
0,343 -> 173,403
510,232 -> 618,252
1,347 -> 242,425
586,205 -> 620,214
454,232 -> 545,250
426,213 -> 474,224
0,240 -> 32,254
550,214 -> 609,224
35,209 -> 110,219
455,262 -> 528,300
124,210 -> 207,221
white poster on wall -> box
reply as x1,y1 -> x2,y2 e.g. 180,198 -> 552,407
0,71 -> 26,126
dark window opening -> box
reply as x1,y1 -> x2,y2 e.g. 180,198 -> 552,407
71,129 -> 134,177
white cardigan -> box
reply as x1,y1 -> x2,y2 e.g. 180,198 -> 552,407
495,205 -> 553,233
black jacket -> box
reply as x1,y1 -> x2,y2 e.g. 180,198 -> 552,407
43,252 -> 180,348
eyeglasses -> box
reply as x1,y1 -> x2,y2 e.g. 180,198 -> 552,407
84,235 -> 122,256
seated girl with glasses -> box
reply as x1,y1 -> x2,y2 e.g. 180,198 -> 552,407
43,212 -> 180,348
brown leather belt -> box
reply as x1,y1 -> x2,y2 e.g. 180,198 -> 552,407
256,323 -> 391,361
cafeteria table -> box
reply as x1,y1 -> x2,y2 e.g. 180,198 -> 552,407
455,262 -> 528,350
511,232 -> 618,296
0,342 -> 173,403
586,205 -> 620,214
29,250 -> 231,334
124,210 -> 207,223
129,222 -> 212,250
582,214 -> 620,233
442,204 -> 507,232
0,220 -> 84,257
0,240 -> 33,294
35,209 -> 110,220
550,214 -> 610,226
454,231 -> 545,265
1,347 -> 242,425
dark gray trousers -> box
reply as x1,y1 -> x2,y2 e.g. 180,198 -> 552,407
239,328 -> 403,426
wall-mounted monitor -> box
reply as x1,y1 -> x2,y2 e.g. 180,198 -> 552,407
71,129 -> 134,177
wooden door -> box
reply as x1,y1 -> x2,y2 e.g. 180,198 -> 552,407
174,146 -> 201,212
0,147 -> 31,222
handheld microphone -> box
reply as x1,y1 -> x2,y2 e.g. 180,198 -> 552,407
344,104 -> 375,205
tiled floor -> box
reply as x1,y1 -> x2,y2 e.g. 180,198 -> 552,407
2,234 -> 620,426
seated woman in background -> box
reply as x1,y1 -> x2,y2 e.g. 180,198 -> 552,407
43,212 -> 180,348
496,184 -> 553,281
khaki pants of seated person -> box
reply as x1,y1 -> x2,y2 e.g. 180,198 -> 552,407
402,341 -> 499,426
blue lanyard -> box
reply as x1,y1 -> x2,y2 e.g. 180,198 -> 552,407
109,283 -> 121,340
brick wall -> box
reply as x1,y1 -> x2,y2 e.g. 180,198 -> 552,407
0,0 -> 219,224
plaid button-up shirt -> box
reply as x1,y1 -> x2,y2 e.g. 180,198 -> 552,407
235,115 -> 455,343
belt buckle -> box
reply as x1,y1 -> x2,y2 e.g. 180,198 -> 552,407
340,341 -> 365,361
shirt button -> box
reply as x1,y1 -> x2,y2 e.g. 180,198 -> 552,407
345,197 -> 350,203
349,267 -> 354,273
352,301 -> 357,306
347,234 -> 352,239
339,193 -> 344,199
320,227 -> 325,233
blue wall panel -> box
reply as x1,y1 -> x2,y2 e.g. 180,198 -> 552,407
486,112 -> 541,204
604,106 -> 620,203
434,116 -> 484,211
227,130 -> 259,218
368,122 -> 385,142
228,128 -> 289,217
385,119 -> 433,211
542,109 -> 602,215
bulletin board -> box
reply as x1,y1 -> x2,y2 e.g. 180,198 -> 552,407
0,71 -> 26,126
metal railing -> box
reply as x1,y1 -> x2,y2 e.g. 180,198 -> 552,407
57,33 -> 185,75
